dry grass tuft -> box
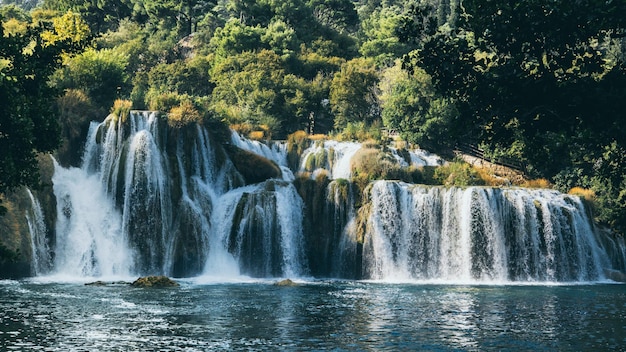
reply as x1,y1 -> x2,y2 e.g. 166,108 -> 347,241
569,187 -> 596,202
521,178 -> 552,189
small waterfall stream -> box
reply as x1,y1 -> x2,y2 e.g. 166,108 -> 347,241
28,112 -> 626,282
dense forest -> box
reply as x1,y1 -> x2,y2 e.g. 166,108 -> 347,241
1,0 -> 625,235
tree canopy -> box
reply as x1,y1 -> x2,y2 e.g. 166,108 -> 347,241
0,13 -> 86,209
398,0 -> 626,232
1,0 -> 626,232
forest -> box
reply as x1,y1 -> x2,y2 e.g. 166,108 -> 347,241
1,0 -> 625,235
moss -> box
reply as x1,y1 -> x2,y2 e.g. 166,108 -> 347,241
286,130 -> 310,171
131,276 -> 179,288
0,189 -> 36,278
225,145 -> 282,185
110,99 -> 132,124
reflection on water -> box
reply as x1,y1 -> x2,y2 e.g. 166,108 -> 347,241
1,280 -> 625,351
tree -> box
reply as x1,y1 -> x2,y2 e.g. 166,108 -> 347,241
130,0 -> 216,36
0,18 -> 80,209
400,0 -> 626,232
379,62 -> 457,151
359,5 -> 415,65
401,0 -> 626,175
329,57 -> 379,130
42,0 -> 132,34
51,48 -> 130,109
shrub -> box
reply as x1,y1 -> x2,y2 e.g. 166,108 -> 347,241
433,161 -> 485,186
147,91 -> 182,112
522,178 -> 552,189
287,130 -> 311,170
168,100 -> 203,128
248,131 -> 265,140
569,187 -> 596,203
110,99 -> 132,123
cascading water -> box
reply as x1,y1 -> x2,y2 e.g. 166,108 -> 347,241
27,111 -> 626,282
361,181 -> 610,283
26,190 -> 52,276
231,131 -> 294,181
299,141 -> 362,179
42,111 -> 310,279
52,160 -> 131,277
224,181 -> 308,278
299,141 -> 444,180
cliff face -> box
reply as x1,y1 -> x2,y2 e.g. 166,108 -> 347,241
0,155 -> 56,279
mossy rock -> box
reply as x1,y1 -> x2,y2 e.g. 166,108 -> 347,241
224,145 -> 282,185
131,276 -> 179,288
85,281 -> 131,286
274,278 -> 298,286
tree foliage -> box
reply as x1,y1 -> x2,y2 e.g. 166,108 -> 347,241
329,57 -> 379,130
400,0 -> 626,232
0,17 -> 82,198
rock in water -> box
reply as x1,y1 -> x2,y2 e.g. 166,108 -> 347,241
131,276 -> 179,288
274,278 -> 297,286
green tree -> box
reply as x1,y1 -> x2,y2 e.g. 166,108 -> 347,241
42,0 -> 132,34
51,48 -> 130,109
329,57 -> 379,130
130,0 -> 216,36
358,3 -> 416,65
379,62 -> 457,151
0,19 -> 80,208
401,0 -> 626,175
309,0 -> 359,34
209,18 -> 266,58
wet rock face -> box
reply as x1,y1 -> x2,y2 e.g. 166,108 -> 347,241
224,145 -> 282,185
131,276 -> 179,288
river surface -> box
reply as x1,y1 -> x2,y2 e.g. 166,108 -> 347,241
1,278 -> 625,351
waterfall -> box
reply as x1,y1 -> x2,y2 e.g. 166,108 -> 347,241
26,111 -> 625,282
224,181 -> 308,278
300,141 -> 444,180
300,141 -> 362,179
26,189 -> 52,276
52,160 -> 131,277
361,181 -> 610,283
230,131 -> 294,181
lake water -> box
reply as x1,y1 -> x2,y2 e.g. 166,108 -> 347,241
1,278 -> 625,351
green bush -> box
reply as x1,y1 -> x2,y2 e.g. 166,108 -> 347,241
433,161 -> 486,187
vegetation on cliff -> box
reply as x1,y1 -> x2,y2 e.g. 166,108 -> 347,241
1,0 -> 625,236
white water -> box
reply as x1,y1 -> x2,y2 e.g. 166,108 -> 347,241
28,112 -> 625,282
230,131 -> 294,181
44,112 -> 309,279
299,141 -> 362,179
52,160 -> 131,277
26,189 -> 51,276
300,141 -> 444,180
361,181 -> 610,283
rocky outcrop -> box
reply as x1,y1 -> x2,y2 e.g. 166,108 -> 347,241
225,145 -> 282,184
274,278 -> 298,286
131,276 -> 179,288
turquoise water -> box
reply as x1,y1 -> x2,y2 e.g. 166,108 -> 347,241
1,279 -> 625,351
